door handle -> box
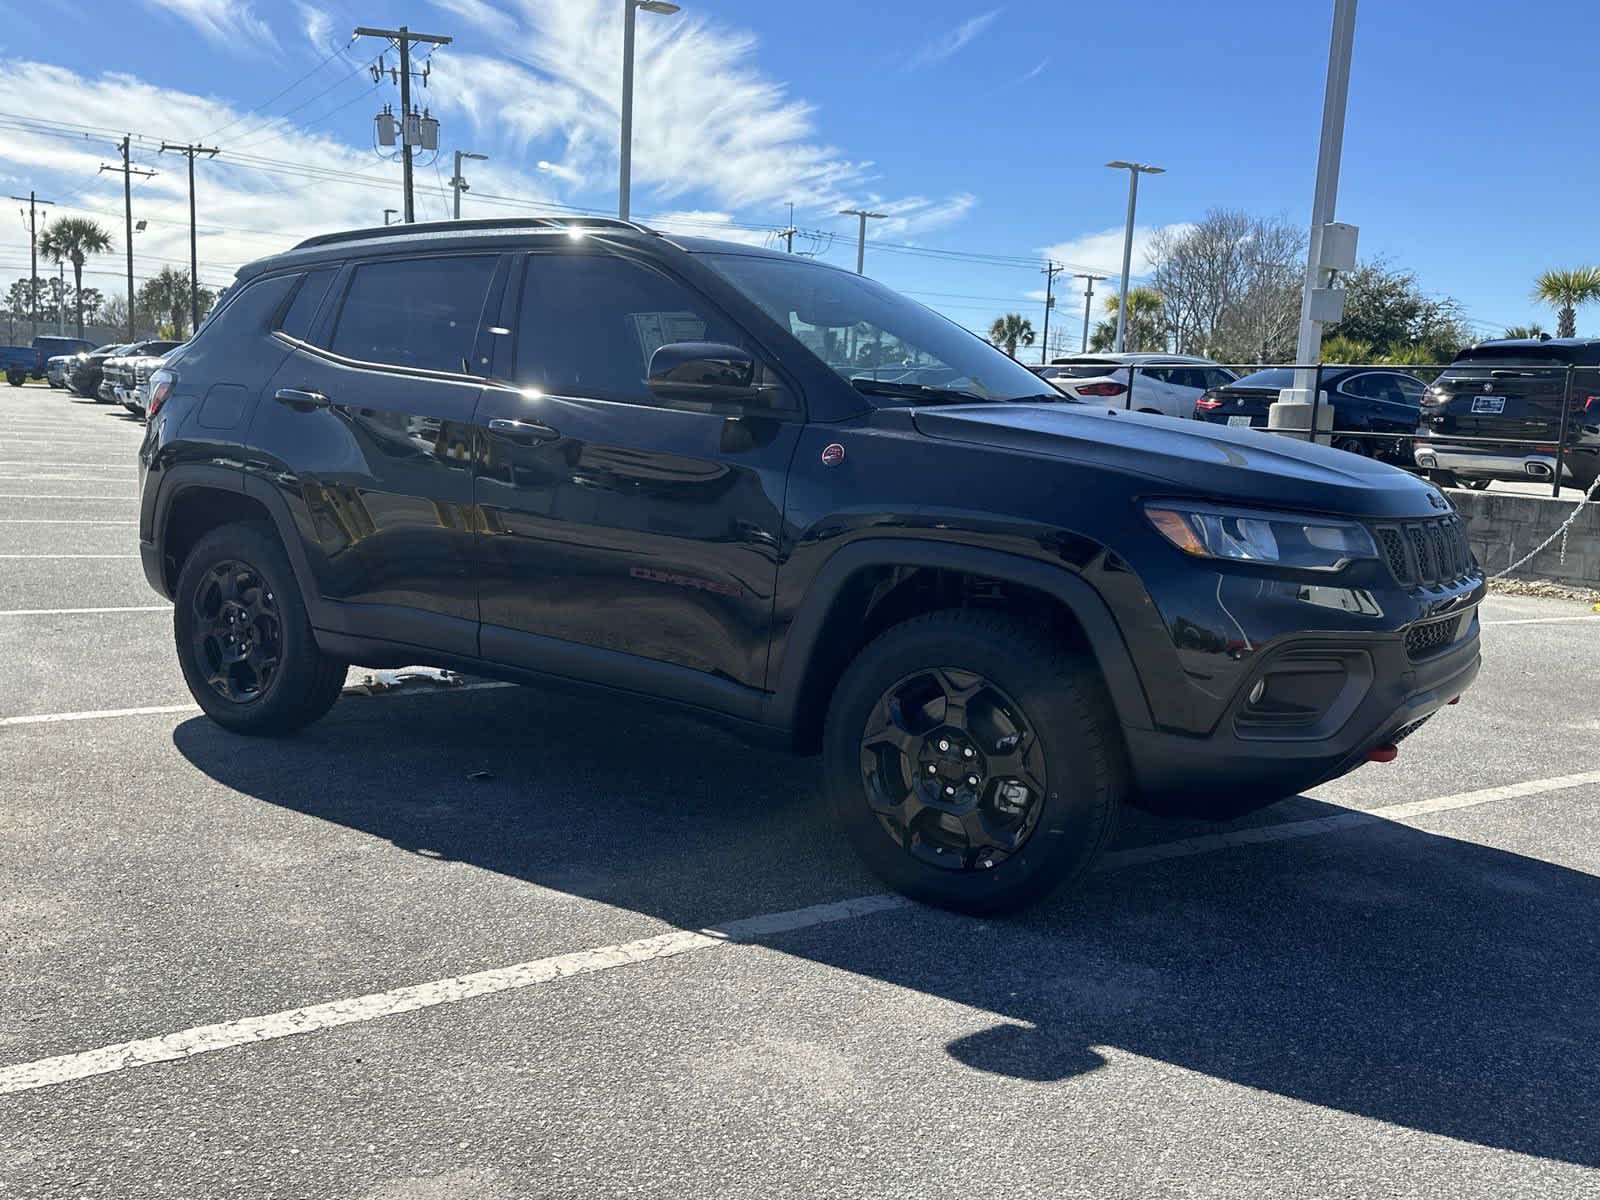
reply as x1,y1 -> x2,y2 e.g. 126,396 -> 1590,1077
275,387 -> 331,411
487,417 -> 559,444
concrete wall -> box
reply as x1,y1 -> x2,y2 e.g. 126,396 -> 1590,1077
1449,489 -> 1600,585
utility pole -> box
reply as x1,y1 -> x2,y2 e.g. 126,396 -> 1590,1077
1074,273 -> 1106,352
160,142 -> 218,335
777,202 -> 797,253
839,208 -> 887,275
1039,261 -> 1063,366
99,138 -> 156,341
356,24 -> 452,223
57,260 -> 65,334
9,191 -> 53,341
449,149 -> 487,219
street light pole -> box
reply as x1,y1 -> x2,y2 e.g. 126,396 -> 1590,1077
839,208 -> 887,274
450,150 -> 487,219
619,0 -> 682,221
1105,161 -> 1164,352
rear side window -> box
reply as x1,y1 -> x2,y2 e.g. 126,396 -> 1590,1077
330,255 -> 497,374
513,251 -> 750,406
279,268 -> 337,341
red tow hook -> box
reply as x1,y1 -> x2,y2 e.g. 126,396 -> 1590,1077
1366,744 -> 1399,763
1448,696 -> 1461,705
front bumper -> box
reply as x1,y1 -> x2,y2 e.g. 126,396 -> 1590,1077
1124,612 -> 1480,808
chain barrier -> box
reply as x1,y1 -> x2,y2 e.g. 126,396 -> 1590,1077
1488,471 -> 1600,579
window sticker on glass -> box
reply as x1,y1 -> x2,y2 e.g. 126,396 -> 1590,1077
630,311 -> 707,361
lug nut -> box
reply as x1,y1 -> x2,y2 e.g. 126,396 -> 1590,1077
927,764 -> 937,774
944,786 -> 955,796
967,775 -> 979,786
937,739 -> 950,752
963,747 -> 974,758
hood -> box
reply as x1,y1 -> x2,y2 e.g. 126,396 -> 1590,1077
912,403 -> 1447,520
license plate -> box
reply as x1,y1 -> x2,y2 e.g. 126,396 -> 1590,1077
1227,415 -> 1254,427
1471,395 -> 1506,414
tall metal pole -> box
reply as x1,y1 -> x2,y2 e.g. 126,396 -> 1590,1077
1289,0 -> 1359,402
57,259 -> 64,334
839,208 -> 886,275
1074,273 -> 1105,352
9,191 -> 54,341
1040,261 -> 1062,365
1113,171 -> 1139,352
121,139 -> 134,340
453,149 -> 463,219
619,1 -> 637,220
161,143 -> 218,334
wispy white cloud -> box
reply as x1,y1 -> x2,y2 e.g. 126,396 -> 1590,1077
1019,57 -> 1049,83
421,0 -> 974,234
1040,222 -> 1193,278
142,0 -> 276,51
294,1 -> 333,50
908,9 -> 1003,70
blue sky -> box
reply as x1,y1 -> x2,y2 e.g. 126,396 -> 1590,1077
0,0 -> 1593,354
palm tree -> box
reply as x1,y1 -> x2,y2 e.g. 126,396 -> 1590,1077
37,217 -> 114,338
1501,323 -> 1548,340
988,312 -> 1036,359
1532,267 -> 1600,338
1319,334 -> 1374,365
1101,287 -> 1167,352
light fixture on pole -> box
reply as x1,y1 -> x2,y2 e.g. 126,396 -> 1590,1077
1105,160 -> 1164,352
839,209 -> 887,274
619,0 -> 682,221
384,208 -> 398,226
450,150 -> 488,219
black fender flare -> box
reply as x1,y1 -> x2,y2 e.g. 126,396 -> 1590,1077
763,538 -> 1154,734
149,465 -> 326,623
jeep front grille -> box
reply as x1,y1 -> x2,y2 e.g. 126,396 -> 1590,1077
1374,516 -> 1474,588
1404,615 -> 1461,660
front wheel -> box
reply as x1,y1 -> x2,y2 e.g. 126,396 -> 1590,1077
824,611 -> 1125,915
173,522 -> 347,736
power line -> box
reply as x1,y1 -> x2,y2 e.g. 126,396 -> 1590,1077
199,35 -> 360,141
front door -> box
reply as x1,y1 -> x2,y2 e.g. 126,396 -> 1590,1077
472,244 -> 801,703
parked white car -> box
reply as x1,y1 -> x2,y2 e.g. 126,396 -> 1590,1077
1038,353 -> 1237,418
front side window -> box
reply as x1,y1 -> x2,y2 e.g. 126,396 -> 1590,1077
330,254 -> 497,374
703,252 -> 1057,405
513,251 -> 757,406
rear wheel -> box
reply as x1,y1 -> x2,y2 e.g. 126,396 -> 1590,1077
173,522 -> 347,736
5,370 -> 24,387
824,611 -> 1124,915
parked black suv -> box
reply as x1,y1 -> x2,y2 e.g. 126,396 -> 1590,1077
1413,337 -> 1600,491
1194,365 -> 1424,463
137,217 -> 1483,913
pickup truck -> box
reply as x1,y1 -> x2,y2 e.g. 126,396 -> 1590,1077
2,334 -> 95,386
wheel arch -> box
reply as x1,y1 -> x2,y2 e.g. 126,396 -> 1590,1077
766,539 -> 1153,752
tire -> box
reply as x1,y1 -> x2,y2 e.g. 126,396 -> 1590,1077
173,521 -> 348,736
1461,478 -> 1491,491
1332,435 -> 1371,457
823,611 -> 1125,915
6,371 -> 23,387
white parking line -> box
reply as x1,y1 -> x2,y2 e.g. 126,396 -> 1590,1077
0,494 -> 138,501
0,554 -> 140,559
0,463 -> 138,469
0,605 -> 166,616
0,520 -> 138,525
1481,615 -> 1599,626
1,766 -> 1593,1097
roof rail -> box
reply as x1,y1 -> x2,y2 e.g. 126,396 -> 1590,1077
290,215 -> 657,252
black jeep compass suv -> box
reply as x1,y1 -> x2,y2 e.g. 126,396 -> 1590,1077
138,217 -> 1483,913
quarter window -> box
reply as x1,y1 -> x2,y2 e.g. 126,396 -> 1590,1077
330,255 -> 497,374
279,268 -> 338,342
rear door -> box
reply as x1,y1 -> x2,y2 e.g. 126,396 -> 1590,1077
252,251 -> 504,656
471,241 -> 802,699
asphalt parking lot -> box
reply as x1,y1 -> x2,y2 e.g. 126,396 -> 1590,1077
3,381 -> 1599,1199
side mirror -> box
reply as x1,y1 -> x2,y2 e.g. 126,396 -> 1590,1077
647,342 -> 758,400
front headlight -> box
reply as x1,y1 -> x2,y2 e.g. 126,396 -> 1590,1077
1144,502 -> 1377,571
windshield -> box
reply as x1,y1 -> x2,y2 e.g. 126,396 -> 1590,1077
701,252 -> 1056,404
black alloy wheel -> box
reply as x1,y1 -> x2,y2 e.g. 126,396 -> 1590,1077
190,559 -> 282,703
859,667 -> 1047,872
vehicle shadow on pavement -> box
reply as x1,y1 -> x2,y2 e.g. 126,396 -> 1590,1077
174,684 -> 1598,1168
